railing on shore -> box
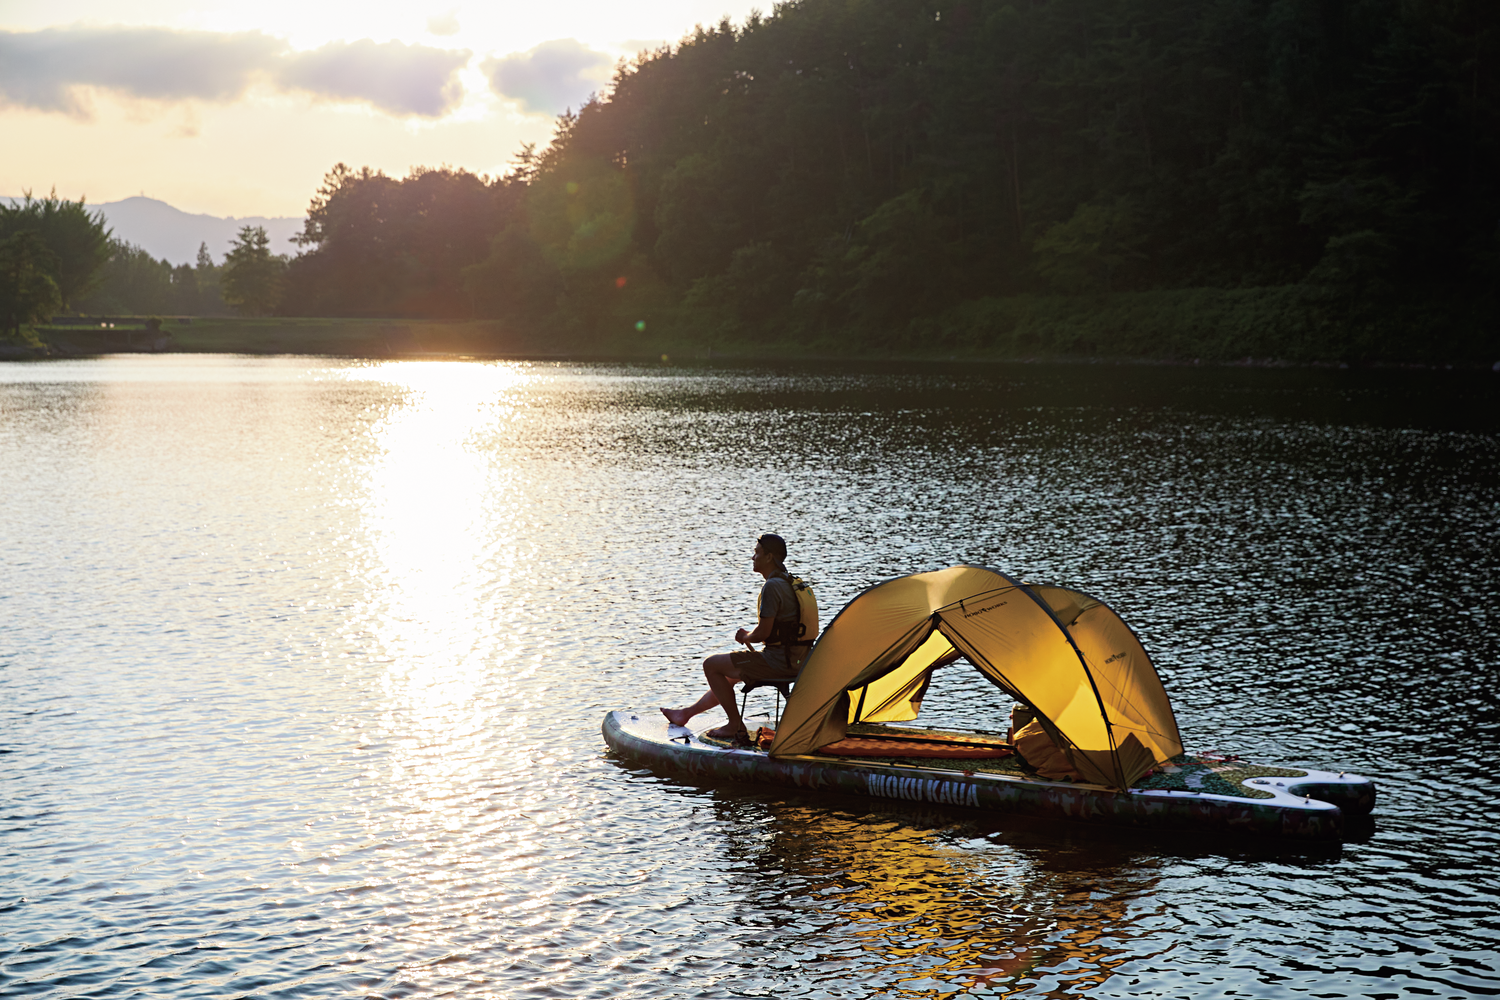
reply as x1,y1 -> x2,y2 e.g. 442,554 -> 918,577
47,316 -> 194,327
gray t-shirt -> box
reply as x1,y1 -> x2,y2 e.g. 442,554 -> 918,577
757,575 -> 801,671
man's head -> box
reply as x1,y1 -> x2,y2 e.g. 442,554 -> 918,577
753,533 -> 787,575
757,532 -> 787,561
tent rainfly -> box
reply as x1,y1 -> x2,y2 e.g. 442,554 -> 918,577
769,565 -> 1183,790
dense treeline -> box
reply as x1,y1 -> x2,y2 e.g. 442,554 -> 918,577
0,193 -> 234,333
74,241 -> 230,317
0,192 -> 285,336
287,0 -> 1497,360
282,166 -> 520,318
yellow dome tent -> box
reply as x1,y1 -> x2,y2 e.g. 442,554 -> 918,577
769,566 -> 1183,790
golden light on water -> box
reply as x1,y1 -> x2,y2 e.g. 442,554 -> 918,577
736,804 -> 1154,996
335,360 -> 541,827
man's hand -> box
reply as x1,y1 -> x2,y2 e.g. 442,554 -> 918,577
739,616 -> 775,645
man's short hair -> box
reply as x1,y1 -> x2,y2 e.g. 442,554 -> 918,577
758,533 -> 788,562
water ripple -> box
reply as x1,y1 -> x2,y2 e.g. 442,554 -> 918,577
0,356 -> 1496,998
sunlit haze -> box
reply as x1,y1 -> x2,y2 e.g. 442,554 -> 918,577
0,0 -> 762,217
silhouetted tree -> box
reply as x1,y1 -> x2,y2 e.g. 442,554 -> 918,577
283,164 -> 521,317
222,226 -> 286,316
194,242 -> 228,315
0,190 -> 111,308
73,239 -> 231,316
0,232 -> 62,338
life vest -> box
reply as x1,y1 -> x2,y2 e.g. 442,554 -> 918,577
762,573 -> 819,655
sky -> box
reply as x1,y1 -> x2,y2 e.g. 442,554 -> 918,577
0,0 -> 760,218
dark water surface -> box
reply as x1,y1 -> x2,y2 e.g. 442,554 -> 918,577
1,356 -> 1496,999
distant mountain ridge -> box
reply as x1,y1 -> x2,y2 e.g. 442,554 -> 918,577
2,195 -> 305,266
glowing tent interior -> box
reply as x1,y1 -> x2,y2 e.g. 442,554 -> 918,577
768,565 -> 1184,790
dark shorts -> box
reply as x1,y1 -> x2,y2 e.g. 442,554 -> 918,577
729,648 -> 800,683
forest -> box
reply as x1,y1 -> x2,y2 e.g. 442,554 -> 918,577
72,242 -> 230,318
9,0 -> 1499,362
0,194 -> 232,336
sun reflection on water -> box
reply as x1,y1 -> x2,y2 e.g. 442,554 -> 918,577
334,361 -> 540,831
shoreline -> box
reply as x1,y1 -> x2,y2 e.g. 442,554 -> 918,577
6,314 -> 1497,372
6,342 -> 1494,373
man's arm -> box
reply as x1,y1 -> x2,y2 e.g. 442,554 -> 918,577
736,616 -> 776,645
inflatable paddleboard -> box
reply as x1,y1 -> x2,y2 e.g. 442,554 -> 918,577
602,711 -> 1375,842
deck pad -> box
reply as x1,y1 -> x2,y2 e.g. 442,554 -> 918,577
818,737 -> 1014,758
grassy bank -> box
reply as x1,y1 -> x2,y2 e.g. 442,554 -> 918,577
164,317 -> 531,356
34,317 -> 539,358
22,284 -> 1497,366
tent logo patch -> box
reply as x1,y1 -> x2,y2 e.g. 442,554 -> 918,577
867,773 -> 979,808
960,599 -> 1008,618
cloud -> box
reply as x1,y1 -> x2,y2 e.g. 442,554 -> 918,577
483,39 -> 613,116
0,27 -> 282,117
619,39 -> 671,57
279,39 -> 471,117
0,27 -> 471,119
427,10 -> 461,37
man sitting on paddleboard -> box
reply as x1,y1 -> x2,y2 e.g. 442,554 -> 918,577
661,533 -> 805,742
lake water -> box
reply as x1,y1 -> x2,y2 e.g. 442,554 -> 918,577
1,355 -> 1496,999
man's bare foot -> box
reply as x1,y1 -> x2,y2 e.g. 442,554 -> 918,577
661,707 -> 692,727
705,723 -> 749,741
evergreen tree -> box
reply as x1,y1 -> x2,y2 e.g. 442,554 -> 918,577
74,240 -> 172,315
194,242 -> 228,315
222,226 -> 286,316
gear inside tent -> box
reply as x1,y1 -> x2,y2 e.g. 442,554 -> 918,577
768,565 -> 1183,790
